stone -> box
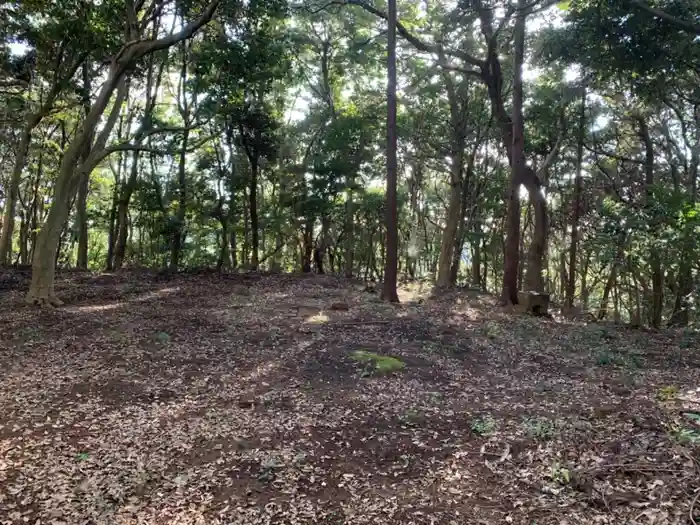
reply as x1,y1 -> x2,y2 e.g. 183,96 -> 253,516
517,291 -> 550,316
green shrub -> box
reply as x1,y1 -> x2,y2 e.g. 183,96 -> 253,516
525,417 -> 556,440
470,416 -> 497,436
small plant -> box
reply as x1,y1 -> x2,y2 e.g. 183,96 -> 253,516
483,322 -> 500,341
76,452 -> 90,462
595,350 -> 642,369
595,350 -> 613,366
548,462 -> 571,485
583,324 -> 613,341
525,417 -> 556,440
471,415 -> 497,436
423,342 -> 441,353
155,331 -> 170,344
680,328 -> 698,349
350,350 -> 405,377
670,425 -> 700,445
656,385 -> 679,401
257,456 -> 282,482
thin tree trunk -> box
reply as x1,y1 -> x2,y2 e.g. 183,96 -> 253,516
501,0 -> 527,304
524,191 -> 547,292
18,211 -> 28,265
566,91 -> 586,308
249,158 -> 259,270
0,121 -> 38,265
638,117 -> 663,327
169,127 -> 189,270
597,240 -> 625,320
382,0 -> 399,302
344,181 -> 355,277
76,62 -> 93,270
436,179 -> 462,288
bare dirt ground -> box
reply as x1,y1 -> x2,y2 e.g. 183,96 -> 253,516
1,270 -> 699,525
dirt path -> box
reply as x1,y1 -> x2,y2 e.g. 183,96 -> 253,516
1,271 -> 699,524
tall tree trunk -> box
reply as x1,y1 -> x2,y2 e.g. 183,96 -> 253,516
580,251 -> 590,311
0,120 -> 38,265
638,117 -> 663,327
301,219 -> 313,272
382,0 -> 399,303
112,157 -> 137,271
450,172 -> 472,286
249,158 -> 259,270
344,180 -> 355,277
105,167 -> 121,271
565,91 -> 586,308
471,222 -> 482,288
18,212 -> 28,265
559,250 -> 567,299
76,173 -> 90,269
28,145 -> 44,264
169,127 -> 189,271
76,62 -> 93,270
670,112 -> 699,325
501,0 -> 527,304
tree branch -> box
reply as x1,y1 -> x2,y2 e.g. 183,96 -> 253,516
309,0 -> 487,68
116,0 -> 221,64
629,0 -> 700,34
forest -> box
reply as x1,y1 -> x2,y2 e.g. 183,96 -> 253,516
1,0 -> 700,524
0,0 -> 697,323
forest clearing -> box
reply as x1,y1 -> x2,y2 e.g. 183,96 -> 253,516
1,271 -> 699,524
2,0 -> 700,522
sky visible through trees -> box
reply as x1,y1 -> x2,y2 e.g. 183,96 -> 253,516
1,2 -> 700,522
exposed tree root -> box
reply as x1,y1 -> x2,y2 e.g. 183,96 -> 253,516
26,294 -> 64,307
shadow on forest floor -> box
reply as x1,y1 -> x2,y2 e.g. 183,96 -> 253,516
1,270 -> 699,524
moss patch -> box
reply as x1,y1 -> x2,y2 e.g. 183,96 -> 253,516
350,350 -> 405,376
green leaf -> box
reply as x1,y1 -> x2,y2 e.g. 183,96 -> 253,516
556,0 -> 571,10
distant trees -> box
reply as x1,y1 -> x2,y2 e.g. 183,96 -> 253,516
0,0 -> 698,326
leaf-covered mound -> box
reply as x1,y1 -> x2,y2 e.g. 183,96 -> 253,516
1,271 -> 699,524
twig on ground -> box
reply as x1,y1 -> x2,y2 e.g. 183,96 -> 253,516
690,490 -> 699,525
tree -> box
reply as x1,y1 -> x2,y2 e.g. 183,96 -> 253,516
27,0 -> 221,305
381,0 -> 399,302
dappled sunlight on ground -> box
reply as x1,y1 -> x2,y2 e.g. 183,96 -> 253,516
0,271 -> 699,524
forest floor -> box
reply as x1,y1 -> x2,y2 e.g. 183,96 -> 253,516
1,270 -> 699,525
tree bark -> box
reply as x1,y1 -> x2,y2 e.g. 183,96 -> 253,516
524,189 -> 547,292
344,181 -> 355,277
566,91 -> 585,308
0,120 -> 38,265
249,157 -> 259,270
436,178 -> 463,288
501,0 -> 527,304
638,116 -> 663,327
382,0 -> 399,302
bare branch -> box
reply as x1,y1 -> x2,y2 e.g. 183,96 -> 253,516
116,0 -> 221,64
